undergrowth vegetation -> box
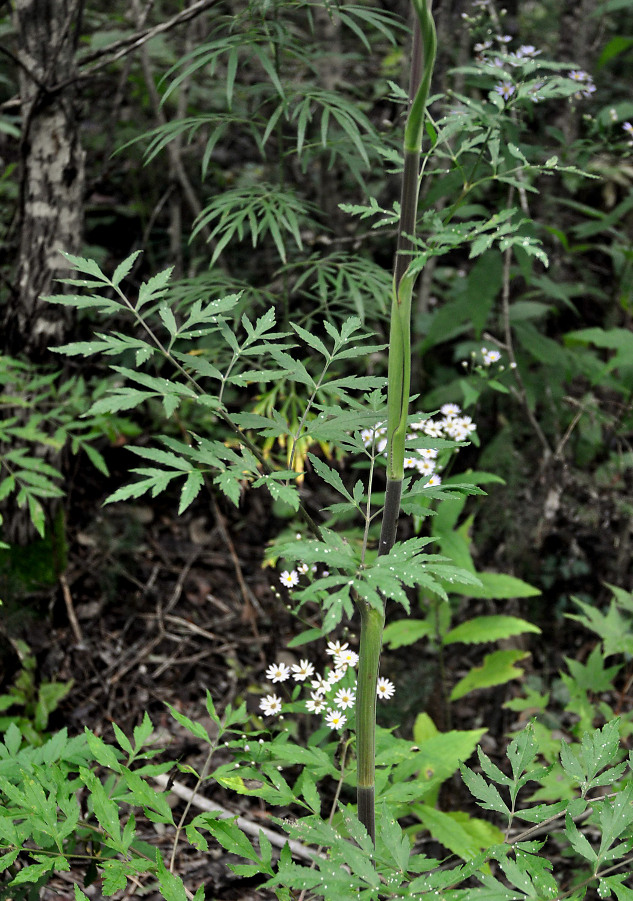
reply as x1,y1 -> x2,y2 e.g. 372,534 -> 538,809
1,0 -> 633,897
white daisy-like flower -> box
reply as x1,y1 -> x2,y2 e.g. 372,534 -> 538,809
291,659 -> 315,682
623,121 -> 633,137
360,428 -> 375,447
424,474 -> 442,487
483,348 -> 501,365
419,447 -> 438,459
376,437 -> 388,454
297,563 -> 309,574
569,69 -> 588,82
440,403 -> 461,418
474,40 -> 492,52
280,570 -> 299,588
327,668 -> 346,685
455,416 -> 476,433
377,678 -> 396,700
441,417 -> 461,436
305,694 -> 327,714
311,675 -> 329,696
325,708 -> 347,730
423,420 -> 444,437
404,457 -> 418,469
266,662 -> 291,683
334,687 -> 356,710
335,650 -> 359,669
415,458 -> 436,477
496,34 -> 512,43
326,640 -> 349,657
260,694 -> 283,715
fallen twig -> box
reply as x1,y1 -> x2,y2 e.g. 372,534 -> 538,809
153,772 -> 318,862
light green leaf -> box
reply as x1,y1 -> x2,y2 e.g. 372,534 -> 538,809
444,616 -> 541,645
383,618 -> 432,649
457,572 -> 541,599
413,806 -> 503,860
450,650 -> 530,701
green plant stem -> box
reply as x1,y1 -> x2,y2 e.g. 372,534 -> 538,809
355,0 -> 436,845
356,602 -> 385,844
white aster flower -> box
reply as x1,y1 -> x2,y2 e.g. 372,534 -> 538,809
483,348 -> 501,365
496,34 -> 512,43
415,458 -> 436,477
377,678 -> 396,700
260,694 -> 283,715
425,474 -> 442,487
420,447 -> 438,458
280,570 -> 299,588
423,420 -> 444,437
297,563 -> 309,574
440,403 -> 461,418
325,708 -> 347,730
327,668 -> 346,685
311,674 -> 329,695
360,428 -> 375,447
623,121 -> 633,136
404,457 -> 418,469
266,662 -> 291,683
334,687 -> 356,709
305,694 -> 327,713
326,640 -> 349,657
569,69 -> 588,82
456,415 -> 476,433
291,659 -> 315,682
335,650 -> 360,669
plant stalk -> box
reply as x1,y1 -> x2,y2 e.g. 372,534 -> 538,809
356,0 -> 436,843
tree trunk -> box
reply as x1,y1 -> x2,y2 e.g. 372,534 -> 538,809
1,0 -> 85,547
4,0 -> 85,360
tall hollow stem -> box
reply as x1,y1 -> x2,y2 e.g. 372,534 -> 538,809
356,0 -> 436,843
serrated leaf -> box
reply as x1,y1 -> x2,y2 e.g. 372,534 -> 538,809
111,251 -> 142,287
165,704 -> 211,743
179,470 -> 204,514
565,812 -> 597,862
460,764 -> 511,817
307,453 -> 353,502
156,851 -> 189,901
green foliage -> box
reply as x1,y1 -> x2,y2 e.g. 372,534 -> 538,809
3,0 -> 633,896
0,354 -> 139,540
0,641 -> 72,745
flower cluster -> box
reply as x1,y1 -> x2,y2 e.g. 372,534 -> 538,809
568,69 -> 596,100
360,403 -> 476,484
259,639 -> 395,731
